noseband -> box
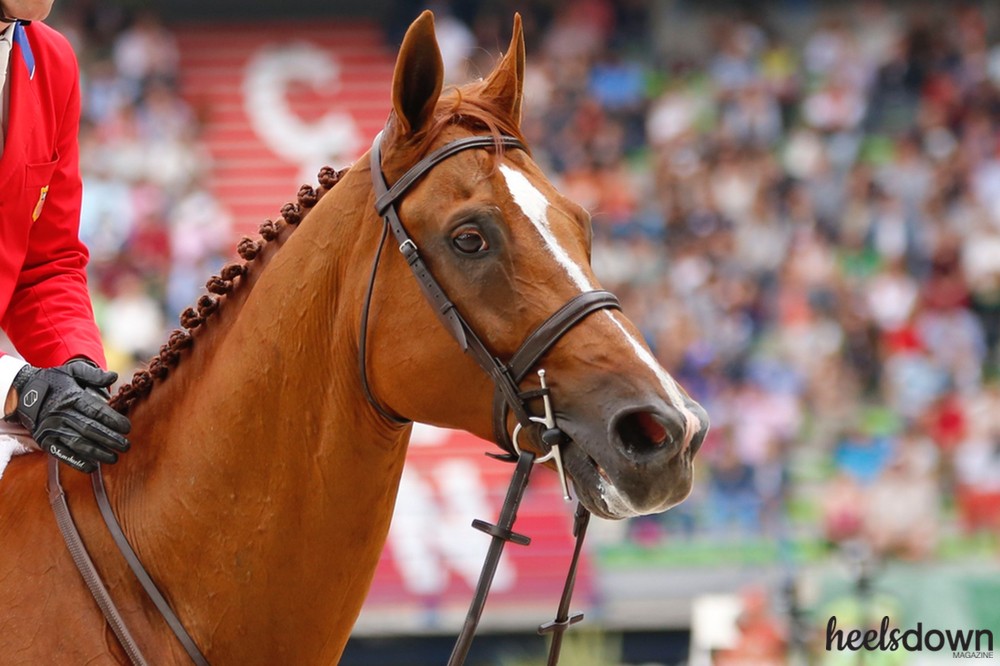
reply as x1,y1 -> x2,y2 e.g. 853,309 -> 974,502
365,128 -> 622,665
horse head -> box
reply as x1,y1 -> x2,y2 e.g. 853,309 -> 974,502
364,11 -> 709,519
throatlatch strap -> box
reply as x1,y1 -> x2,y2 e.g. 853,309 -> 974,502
358,220 -> 411,424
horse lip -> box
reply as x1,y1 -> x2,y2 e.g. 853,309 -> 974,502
554,432 -> 639,519
594,461 -> 612,484
556,422 -> 694,519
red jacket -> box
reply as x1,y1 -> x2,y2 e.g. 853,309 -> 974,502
0,20 -> 106,369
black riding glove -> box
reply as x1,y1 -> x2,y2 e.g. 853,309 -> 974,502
9,360 -> 131,473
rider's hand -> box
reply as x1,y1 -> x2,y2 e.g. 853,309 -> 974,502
8,359 -> 131,473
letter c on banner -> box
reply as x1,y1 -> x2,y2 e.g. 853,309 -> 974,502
243,41 -> 362,181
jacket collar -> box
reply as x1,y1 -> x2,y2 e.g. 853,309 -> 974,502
0,20 -> 39,188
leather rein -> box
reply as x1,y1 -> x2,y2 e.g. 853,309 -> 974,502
47,129 -> 621,665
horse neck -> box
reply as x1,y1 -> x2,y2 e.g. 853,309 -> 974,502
104,168 -> 413,661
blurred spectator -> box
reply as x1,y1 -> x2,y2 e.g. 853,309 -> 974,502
112,10 -> 179,94
821,473 -> 866,544
706,440 -> 761,536
51,6 -> 228,382
833,426 -> 894,485
101,272 -> 166,362
714,587 -> 787,666
862,425 -> 940,560
166,186 -> 233,316
429,3 -> 474,83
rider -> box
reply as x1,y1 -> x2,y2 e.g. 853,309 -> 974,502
0,0 -> 131,473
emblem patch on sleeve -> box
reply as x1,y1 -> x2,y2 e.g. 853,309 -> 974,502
32,186 -> 48,222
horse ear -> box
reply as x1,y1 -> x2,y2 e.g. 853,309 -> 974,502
392,10 -> 444,137
481,13 -> 526,126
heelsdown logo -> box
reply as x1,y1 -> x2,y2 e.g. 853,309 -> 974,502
827,616 -> 994,659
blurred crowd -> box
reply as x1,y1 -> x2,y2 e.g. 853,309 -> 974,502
48,1 -> 1000,560
50,3 -> 232,374
445,0 -> 1000,560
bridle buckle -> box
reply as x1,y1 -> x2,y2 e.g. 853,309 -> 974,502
398,238 -> 417,255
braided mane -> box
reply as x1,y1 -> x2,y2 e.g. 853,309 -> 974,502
109,166 -> 347,415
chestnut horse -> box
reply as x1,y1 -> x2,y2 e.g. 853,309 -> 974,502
0,11 -> 707,665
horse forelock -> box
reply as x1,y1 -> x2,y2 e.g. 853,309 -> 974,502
109,166 -> 350,415
397,83 -> 529,165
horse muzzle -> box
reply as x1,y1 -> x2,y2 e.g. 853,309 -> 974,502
557,398 -> 709,519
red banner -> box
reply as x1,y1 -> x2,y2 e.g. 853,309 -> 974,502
177,21 -> 394,231
356,424 -> 594,631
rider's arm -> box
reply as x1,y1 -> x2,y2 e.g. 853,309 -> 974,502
1,354 -> 27,416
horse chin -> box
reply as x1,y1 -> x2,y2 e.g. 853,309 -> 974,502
561,439 -> 694,521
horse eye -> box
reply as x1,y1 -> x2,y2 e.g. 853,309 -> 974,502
453,230 -> 489,254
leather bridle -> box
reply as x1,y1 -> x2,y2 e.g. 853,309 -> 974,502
366,127 -> 621,665
363,129 -> 621,462
48,127 -> 621,666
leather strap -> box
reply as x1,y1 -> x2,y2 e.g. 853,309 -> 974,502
92,465 -> 211,666
491,290 -> 620,455
374,134 -> 527,216
358,220 -> 411,424
367,131 -> 540,436
447,450 -> 536,665
47,458 -> 150,665
446,458 -> 591,666
366,128 -> 606,665
508,291 -> 620,384
538,503 -> 590,665
370,132 -> 526,352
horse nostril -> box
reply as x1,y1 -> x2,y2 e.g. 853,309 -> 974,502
634,412 -> 669,446
613,409 -> 683,458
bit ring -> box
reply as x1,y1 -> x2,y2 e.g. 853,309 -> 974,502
512,418 -> 557,464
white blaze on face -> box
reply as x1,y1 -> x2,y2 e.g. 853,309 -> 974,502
499,164 -> 704,451
498,165 -> 598,291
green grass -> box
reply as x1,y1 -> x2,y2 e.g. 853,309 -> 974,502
598,536 -> 828,569
597,531 -> 999,570
935,530 -> 1000,560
